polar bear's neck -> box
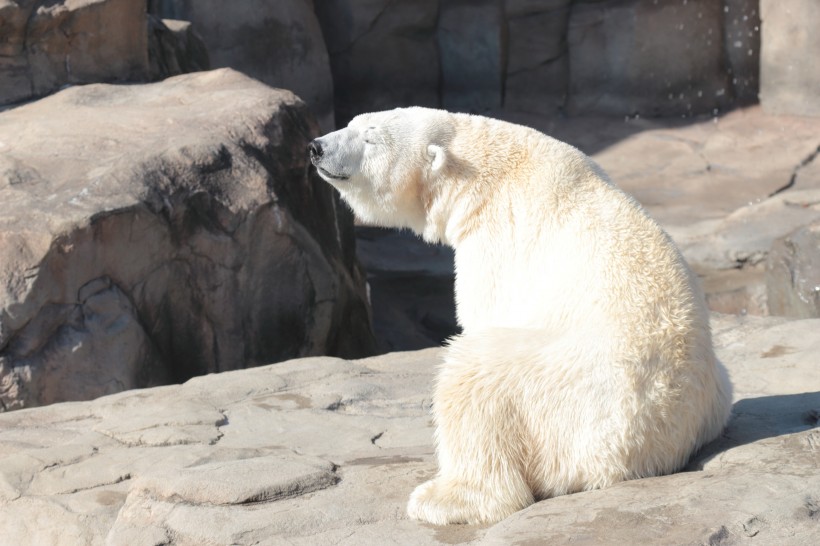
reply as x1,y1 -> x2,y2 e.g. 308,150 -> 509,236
421,115 -> 589,247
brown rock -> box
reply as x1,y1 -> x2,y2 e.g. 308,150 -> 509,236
0,0 -> 149,106
0,68 -> 375,411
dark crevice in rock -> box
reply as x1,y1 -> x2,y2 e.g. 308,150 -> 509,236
769,143 -> 820,198
61,473 -> 132,496
370,431 -> 384,447
327,0 -> 396,56
210,409 -> 229,446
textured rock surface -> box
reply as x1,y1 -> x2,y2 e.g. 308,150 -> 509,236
146,16 -> 209,81
0,313 -> 818,544
149,0 -> 335,132
760,0 -> 820,116
567,0 -> 731,117
767,221 -> 820,319
439,0 -> 504,113
503,0 -> 571,116
356,227 -> 458,353
0,0 -> 149,106
0,68 -> 374,411
315,0 -> 440,126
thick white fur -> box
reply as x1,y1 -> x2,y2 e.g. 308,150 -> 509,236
311,107 -> 732,525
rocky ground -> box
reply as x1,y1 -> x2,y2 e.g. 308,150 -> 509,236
0,312 -> 818,545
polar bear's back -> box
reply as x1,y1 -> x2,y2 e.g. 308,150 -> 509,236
448,114 -> 700,339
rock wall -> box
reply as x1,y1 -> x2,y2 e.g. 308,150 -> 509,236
0,69 -> 375,411
314,0 -> 763,124
148,0 -> 336,132
0,0 -> 149,105
759,0 -> 820,116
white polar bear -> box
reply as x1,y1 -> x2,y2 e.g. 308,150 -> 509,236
309,107 -> 732,525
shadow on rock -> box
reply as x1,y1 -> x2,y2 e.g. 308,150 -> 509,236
686,391 -> 820,470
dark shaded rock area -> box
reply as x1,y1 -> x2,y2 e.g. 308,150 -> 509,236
0,69 -> 375,411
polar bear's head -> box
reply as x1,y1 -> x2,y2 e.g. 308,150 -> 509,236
309,107 -> 455,235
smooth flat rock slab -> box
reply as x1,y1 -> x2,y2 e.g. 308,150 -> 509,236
0,314 -> 819,544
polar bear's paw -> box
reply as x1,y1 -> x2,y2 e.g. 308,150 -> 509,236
407,478 -> 523,525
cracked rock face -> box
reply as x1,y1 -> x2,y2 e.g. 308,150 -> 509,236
149,0 -> 335,132
0,68 -> 375,411
0,0 -> 149,106
0,314 -> 818,544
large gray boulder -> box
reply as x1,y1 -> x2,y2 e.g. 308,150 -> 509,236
0,68 -> 374,411
149,0 -> 336,132
0,0 -> 149,106
0,313 -> 818,544
760,0 -> 820,116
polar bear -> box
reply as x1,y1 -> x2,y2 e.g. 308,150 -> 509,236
309,107 -> 732,525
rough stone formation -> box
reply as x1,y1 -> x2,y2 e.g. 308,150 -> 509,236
0,68 -> 375,412
0,0 -> 149,106
355,227 -> 458,353
767,222 -> 820,319
760,0 -> 820,117
0,313 -> 818,544
313,0 -> 760,123
504,0 -> 571,116
314,0 -> 440,127
438,0 -> 505,113
146,16 -> 210,81
568,0 -> 732,117
149,0 -> 336,132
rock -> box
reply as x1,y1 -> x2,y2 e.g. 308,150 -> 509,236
0,68 -> 375,411
438,0 -> 504,113
315,0 -> 440,126
767,222 -> 820,319
147,16 -> 210,80
355,227 -> 458,352
503,0 -> 571,116
760,0 -> 820,116
566,0 -> 732,116
723,0 -> 761,105
0,0 -> 149,106
0,313 -> 819,544
149,0 -> 335,132
677,189 -> 820,272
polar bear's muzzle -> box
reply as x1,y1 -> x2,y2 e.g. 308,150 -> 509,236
309,128 -> 364,182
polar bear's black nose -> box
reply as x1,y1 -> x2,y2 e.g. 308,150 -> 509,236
308,139 -> 323,161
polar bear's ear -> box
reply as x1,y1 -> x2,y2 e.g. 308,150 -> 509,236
427,144 -> 446,173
